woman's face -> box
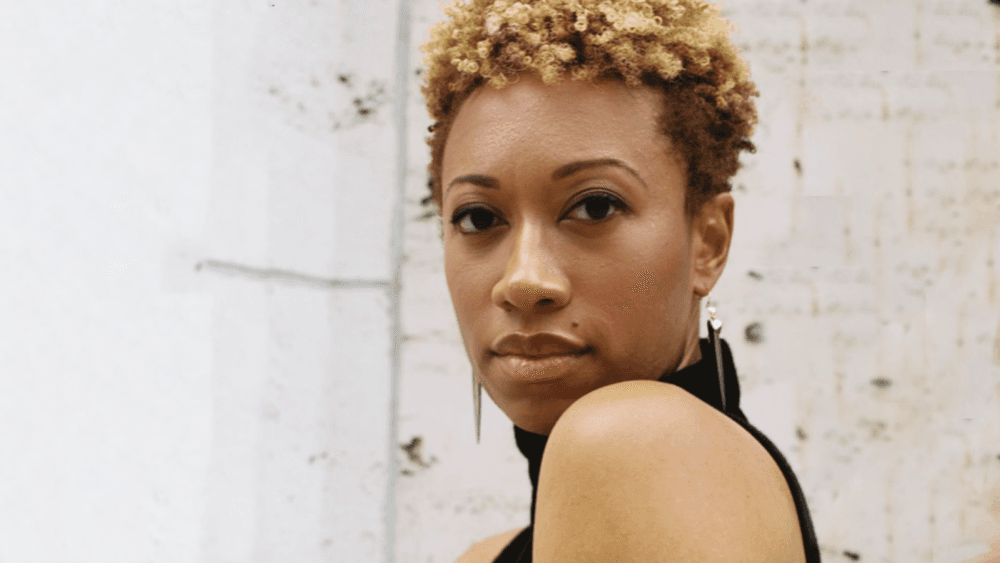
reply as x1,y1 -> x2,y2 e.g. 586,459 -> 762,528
440,75 -> 728,435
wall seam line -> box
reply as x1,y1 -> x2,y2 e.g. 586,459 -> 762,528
196,259 -> 392,288
387,1 -> 412,562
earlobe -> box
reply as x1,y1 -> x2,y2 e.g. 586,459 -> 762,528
691,193 -> 735,297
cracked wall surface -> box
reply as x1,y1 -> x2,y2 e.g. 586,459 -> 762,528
1,1 -> 998,563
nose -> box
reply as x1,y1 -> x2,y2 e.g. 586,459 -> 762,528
491,222 -> 570,312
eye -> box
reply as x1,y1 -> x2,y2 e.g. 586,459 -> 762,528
451,206 -> 503,234
565,192 -> 626,222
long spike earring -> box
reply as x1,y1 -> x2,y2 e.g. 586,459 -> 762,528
472,371 -> 482,444
706,297 -> 727,413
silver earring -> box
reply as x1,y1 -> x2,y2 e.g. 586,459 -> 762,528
706,297 -> 727,412
472,371 -> 482,444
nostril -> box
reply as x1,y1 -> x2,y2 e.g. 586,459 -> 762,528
537,298 -> 555,307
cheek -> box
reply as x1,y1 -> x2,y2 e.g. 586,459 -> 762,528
444,247 -> 489,333
603,269 -> 688,331
598,228 -> 691,315
599,267 -> 691,373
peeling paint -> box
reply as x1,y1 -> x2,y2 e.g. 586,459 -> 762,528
399,436 -> 438,475
871,377 -> 892,389
744,321 -> 764,343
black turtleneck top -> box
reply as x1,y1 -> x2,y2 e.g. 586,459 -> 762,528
492,338 -> 822,563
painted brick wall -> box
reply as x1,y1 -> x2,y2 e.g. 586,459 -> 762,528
1,1 -> 996,563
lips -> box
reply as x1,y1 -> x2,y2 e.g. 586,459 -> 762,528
489,332 -> 592,383
491,332 -> 589,357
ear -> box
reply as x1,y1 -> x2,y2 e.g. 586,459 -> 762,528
690,192 -> 734,297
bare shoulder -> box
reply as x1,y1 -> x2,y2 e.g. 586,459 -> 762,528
534,380 -> 805,563
454,526 -> 526,563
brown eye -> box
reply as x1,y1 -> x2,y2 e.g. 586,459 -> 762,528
452,206 -> 501,234
566,193 -> 624,222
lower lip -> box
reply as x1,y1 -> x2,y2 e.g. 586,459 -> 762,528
491,351 -> 590,383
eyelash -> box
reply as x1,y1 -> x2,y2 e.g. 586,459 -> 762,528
449,191 -> 627,235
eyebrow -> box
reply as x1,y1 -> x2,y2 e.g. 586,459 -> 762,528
445,158 -> 647,196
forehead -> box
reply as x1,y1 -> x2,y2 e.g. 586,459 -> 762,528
442,76 -> 672,179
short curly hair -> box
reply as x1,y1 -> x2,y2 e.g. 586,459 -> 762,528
420,0 -> 758,218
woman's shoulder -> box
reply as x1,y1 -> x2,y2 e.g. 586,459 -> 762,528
551,378 -> 732,441
533,379 -> 806,562
454,526 -> 526,563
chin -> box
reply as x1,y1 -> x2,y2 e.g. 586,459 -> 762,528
491,383 -> 593,435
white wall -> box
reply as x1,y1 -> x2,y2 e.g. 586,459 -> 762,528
1,1 -> 402,561
0,1 -> 997,563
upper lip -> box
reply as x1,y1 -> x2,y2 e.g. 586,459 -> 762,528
491,332 -> 589,357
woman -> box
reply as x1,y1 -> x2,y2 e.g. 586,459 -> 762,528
419,1 -> 821,561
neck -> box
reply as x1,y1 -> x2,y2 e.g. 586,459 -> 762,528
674,299 -> 705,371
677,335 -> 703,371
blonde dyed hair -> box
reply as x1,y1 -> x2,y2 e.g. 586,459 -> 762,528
421,0 -> 758,216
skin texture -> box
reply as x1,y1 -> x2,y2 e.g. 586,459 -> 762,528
441,74 -> 734,436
